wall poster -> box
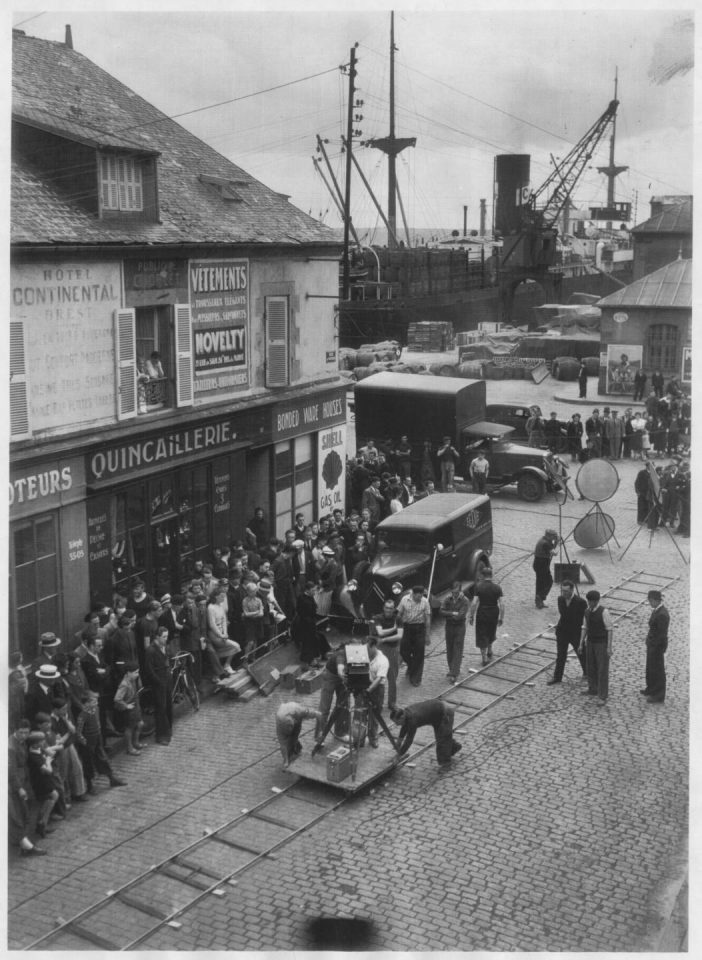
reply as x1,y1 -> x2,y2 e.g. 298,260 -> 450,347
605,343 -> 643,394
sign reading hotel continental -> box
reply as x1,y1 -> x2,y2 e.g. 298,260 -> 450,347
87,419 -> 238,484
189,259 -> 249,398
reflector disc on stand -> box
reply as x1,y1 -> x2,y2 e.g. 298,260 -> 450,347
573,512 -> 616,548
575,458 -> 620,502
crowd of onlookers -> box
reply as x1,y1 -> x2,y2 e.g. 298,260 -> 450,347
7,497 -> 423,858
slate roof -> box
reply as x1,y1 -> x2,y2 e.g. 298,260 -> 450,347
12,31 -> 338,248
632,198 -> 692,236
598,258 -> 692,309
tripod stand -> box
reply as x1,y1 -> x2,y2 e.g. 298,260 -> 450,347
311,687 -> 401,783
619,484 -> 689,564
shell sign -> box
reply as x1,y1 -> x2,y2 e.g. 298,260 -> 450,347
317,425 -> 346,515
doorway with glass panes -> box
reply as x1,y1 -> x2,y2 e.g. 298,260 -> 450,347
111,465 -> 212,599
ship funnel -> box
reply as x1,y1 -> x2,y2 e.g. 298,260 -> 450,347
494,155 -> 531,236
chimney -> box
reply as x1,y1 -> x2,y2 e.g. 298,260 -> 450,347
463,205 -> 468,237
479,199 -> 486,236
65,24 -> 73,49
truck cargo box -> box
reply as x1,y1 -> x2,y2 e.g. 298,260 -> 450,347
354,372 -> 486,447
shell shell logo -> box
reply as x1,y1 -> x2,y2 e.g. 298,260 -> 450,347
464,509 -> 480,529
322,449 -> 343,490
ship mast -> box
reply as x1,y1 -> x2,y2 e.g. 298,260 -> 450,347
596,69 -> 628,211
368,11 -> 416,249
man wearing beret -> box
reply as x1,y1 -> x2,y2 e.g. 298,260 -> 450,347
532,529 -> 559,609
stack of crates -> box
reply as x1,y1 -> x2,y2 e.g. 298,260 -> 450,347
407,321 -> 454,352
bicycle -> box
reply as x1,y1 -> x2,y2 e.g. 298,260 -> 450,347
170,652 -> 200,712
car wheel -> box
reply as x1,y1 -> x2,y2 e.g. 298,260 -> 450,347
517,472 -> 545,502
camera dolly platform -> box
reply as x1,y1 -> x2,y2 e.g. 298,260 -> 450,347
287,738 -> 402,795
285,642 -> 404,794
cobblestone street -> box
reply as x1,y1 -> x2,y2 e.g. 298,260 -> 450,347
8,369 -> 690,952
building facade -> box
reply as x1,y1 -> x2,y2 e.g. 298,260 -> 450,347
10,30 -> 345,658
596,258 -> 691,396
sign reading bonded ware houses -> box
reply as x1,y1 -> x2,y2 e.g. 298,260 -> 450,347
189,259 -> 249,397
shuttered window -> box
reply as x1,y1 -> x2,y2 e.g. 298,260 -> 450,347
114,308 -> 137,420
174,303 -> 194,407
100,154 -> 143,211
10,321 -> 30,439
265,296 -> 289,387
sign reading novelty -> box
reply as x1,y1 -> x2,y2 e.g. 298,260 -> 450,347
189,259 -> 249,397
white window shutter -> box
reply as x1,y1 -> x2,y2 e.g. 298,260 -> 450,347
114,308 -> 137,420
133,163 -> 143,210
10,321 -> 30,439
174,303 -> 194,407
265,296 -> 289,387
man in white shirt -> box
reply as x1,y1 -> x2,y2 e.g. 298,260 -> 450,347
364,637 -> 389,748
397,586 -> 432,686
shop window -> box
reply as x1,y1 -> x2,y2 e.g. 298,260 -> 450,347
265,296 -> 289,387
12,515 -> 61,661
275,437 -> 316,536
646,324 -> 679,375
114,304 -> 193,420
111,466 -> 212,597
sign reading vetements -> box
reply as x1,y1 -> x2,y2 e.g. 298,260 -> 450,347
189,259 -> 249,397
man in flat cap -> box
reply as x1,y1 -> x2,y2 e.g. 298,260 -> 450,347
533,528 -> 559,609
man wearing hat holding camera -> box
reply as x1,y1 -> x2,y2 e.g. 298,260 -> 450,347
532,529 -> 559,609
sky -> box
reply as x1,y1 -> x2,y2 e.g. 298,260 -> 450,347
9,3 -> 695,237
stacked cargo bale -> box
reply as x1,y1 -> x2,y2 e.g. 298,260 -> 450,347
406,321 -> 454,352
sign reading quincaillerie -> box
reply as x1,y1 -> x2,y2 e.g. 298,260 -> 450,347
189,259 -> 249,398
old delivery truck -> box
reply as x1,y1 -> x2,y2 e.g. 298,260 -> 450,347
354,372 -> 555,502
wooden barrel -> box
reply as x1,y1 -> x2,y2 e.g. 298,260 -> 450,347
491,364 -> 505,380
553,357 -> 580,381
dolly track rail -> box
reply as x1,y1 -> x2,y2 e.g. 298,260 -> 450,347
23,569 -> 679,951
24,782 -> 346,951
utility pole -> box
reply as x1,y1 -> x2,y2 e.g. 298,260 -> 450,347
342,44 -> 357,302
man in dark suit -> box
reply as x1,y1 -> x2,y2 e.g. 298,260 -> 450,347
547,580 -> 587,685
24,664 -> 62,723
144,627 -> 173,744
641,590 -> 669,704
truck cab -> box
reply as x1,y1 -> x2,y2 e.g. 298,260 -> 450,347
462,422 -> 552,501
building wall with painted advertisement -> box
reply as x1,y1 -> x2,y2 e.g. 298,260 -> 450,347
10,250 -> 345,654
189,258 -> 250,400
11,261 -> 122,436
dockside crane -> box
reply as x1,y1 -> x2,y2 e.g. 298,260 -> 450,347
500,98 -> 620,269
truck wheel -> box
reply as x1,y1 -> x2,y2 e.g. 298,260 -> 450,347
517,473 -> 545,502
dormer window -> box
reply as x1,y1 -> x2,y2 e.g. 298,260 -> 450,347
100,154 -> 144,211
